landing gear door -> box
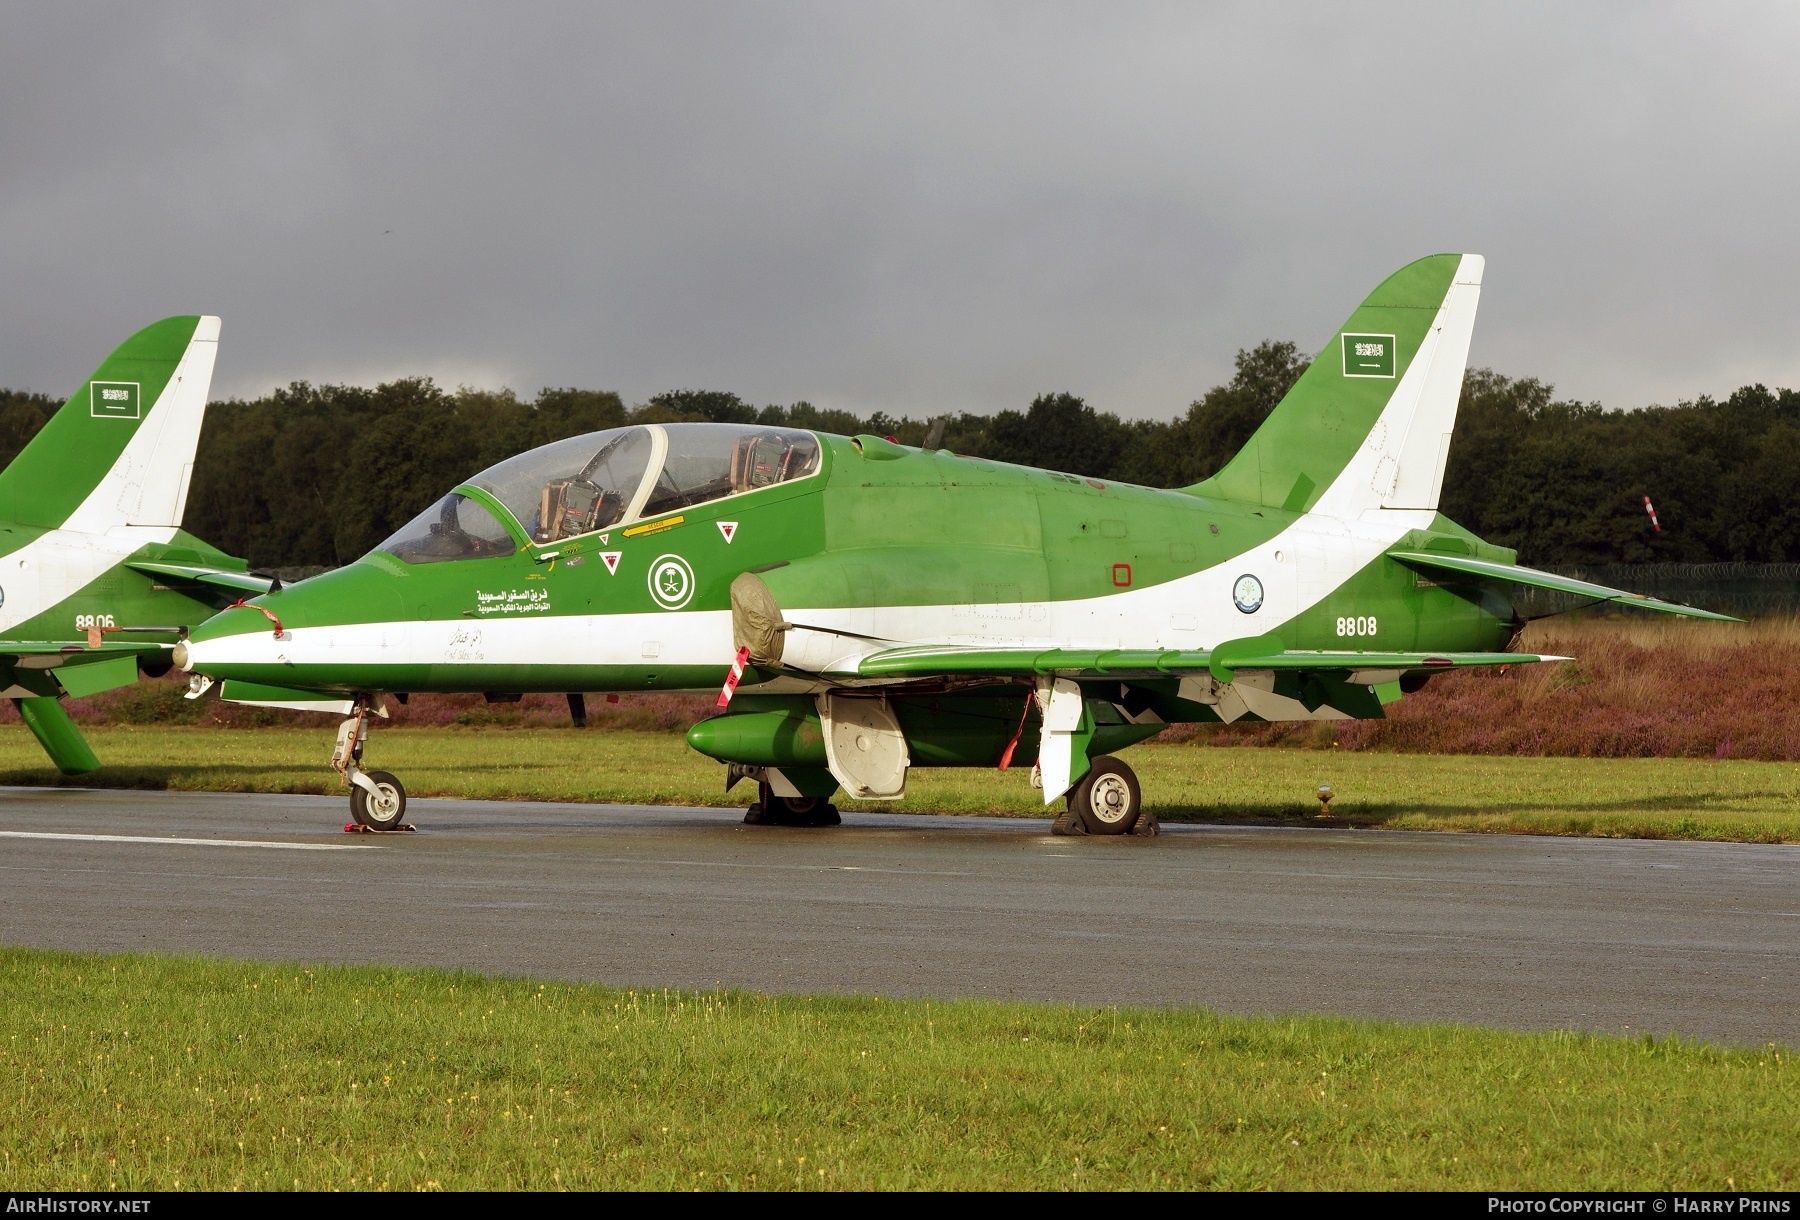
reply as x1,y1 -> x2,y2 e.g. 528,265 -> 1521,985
817,692 -> 909,800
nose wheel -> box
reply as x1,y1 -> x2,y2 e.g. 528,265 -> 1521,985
333,703 -> 410,831
349,770 -> 407,830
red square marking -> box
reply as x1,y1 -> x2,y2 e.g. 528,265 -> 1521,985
1111,563 -> 1132,587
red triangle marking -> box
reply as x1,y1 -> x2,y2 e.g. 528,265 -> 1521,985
717,521 -> 738,543
600,552 -> 621,575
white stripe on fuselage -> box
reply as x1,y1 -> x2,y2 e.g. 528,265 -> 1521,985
185,504 -> 1438,681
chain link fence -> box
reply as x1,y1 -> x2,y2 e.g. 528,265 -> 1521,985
1512,563 -> 1800,618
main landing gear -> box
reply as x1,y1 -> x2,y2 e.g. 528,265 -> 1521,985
333,703 -> 408,830
1052,755 -> 1158,837
744,779 -> 840,827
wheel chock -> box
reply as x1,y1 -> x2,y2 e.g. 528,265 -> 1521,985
342,822 -> 418,834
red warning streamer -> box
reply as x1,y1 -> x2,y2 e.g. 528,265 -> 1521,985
715,645 -> 751,710
230,599 -> 284,636
996,690 -> 1035,771
1643,495 -> 1662,533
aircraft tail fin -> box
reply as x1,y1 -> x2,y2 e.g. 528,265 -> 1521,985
0,315 -> 221,532
1193,254 -> 1483,518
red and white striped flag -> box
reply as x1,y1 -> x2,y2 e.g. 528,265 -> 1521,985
715,645 -> 751,709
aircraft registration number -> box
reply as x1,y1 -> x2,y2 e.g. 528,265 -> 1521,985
1336,615 -> 1376,638
75,614 -> 117,629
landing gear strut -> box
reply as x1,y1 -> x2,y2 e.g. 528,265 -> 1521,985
333,703 -> 408,830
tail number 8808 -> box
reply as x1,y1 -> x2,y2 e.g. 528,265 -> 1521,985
1336,615 -> 1376,638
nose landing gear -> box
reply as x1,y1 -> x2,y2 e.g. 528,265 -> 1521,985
333,702 -> 409,830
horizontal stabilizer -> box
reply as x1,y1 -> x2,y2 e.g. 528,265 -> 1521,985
1388,551 -> 1742,622
832,643 -> 1560,681
125,560 -> 274,595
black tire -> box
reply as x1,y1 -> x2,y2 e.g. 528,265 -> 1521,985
748,782 -> 839,826
1068,756 -> 1141,835
784,799 -> 840,827
350,770 -> 407,830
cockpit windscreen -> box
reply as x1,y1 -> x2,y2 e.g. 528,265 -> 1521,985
377,423 -> 823,562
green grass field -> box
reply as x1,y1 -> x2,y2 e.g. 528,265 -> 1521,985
1,948 -> 1791,1191
7,725 -> 1800,843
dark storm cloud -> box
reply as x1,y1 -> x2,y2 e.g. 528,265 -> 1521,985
2,2 -> 1796,418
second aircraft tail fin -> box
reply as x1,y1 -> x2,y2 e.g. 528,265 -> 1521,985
0,315 -> 221,533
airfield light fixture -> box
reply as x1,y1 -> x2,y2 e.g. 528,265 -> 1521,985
1316,784 -> 1335,818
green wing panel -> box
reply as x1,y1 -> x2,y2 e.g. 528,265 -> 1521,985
1388,551 -> 1741,621
55,654 -> 142,699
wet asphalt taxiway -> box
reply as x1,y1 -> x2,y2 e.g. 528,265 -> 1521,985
1,787 -> 1795,1045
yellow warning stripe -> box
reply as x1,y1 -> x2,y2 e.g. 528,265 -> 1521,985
623,514 -> 684,538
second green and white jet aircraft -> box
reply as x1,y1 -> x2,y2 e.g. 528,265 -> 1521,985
174,254 -> 1730,833
0,316 -> 268,774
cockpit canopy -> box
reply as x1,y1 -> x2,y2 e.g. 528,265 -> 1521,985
379,423 -> 822,565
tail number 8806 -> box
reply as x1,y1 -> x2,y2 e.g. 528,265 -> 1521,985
1336,615 -> 1376,638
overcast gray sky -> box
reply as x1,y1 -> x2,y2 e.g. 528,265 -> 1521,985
2,2 -> 1796,419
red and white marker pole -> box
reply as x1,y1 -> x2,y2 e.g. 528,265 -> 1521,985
1643,495 -> 1662,533
716,645 -> 751,709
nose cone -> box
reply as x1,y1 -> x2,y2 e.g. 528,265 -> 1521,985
181,595 -> 291,680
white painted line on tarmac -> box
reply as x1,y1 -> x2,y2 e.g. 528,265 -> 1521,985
0,831 -> 371,852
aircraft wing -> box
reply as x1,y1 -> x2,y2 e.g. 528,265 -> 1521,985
828,643 -> 1561,682
124,560 -> 275,595
0,641 -> 171,700
1386,551 -> 1740,621
0,641 -> 170,656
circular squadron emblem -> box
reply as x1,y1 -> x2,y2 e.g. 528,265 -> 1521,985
1232,573 -> 1264,614
648,554 -> 696,609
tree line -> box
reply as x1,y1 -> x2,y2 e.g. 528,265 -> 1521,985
1,343 -> 1796,568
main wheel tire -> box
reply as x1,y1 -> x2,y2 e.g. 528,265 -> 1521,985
767,792 -> 841,826
746,781 -> 840,826
781,798 -> 839,827
350,770 -> 407,830
1068,756 -> 1141,835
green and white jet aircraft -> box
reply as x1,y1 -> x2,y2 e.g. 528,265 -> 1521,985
174,254 -> 1730,833
0,315 -> 269,774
